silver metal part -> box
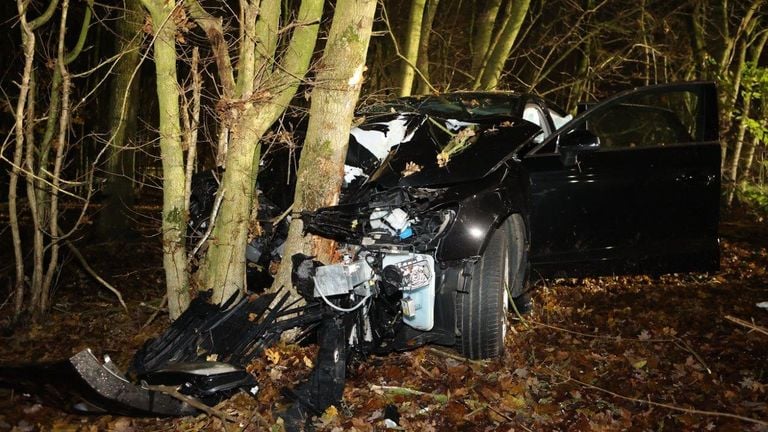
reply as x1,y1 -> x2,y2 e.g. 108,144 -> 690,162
401,297 -> 418,318
313,260 -> 373,298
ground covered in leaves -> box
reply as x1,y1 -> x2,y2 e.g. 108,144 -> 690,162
0,210 -> 766,431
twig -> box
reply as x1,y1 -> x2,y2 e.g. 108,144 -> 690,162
549,368 -> 768,427
427,347 -> 485,366
528,320 -> 712,373
485,403 -> 515,422
143,384 -> 238,429
269,203 -> 293,224
142,295 -> 168,329
379,1 -> 439,94
527,320 -> 679,343
370,384 -> 448,403
506,280 -> 530,329
238,406 -> 271,432
189,188 -> 225,260
725,315 -> 768,337
61,238 -> 127,312
673,337 -> 712,374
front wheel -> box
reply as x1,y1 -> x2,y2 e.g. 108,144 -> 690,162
457,214 -> 527,359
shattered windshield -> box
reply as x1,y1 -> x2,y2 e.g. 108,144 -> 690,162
362,93 -> 523,120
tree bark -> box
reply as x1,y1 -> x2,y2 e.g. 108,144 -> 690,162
415,0 -> 439,95
398,0 -> 427,97
201,0 -> 324,305
142,0 -> 190,319
97,0 -> 143,239
272,0 -> 378,300
726,29 -> 768,206
470,0 -> 503,77
9,0 -> 38,319
687,0 -> 706,80
475,0 -> 531,90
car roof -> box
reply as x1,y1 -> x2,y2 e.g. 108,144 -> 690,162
360,91 -> 531,120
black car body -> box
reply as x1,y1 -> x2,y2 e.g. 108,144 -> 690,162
298,82 -> 720,359
193,82 -> 720,360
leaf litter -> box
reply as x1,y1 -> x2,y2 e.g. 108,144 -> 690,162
0,216 -> 766,431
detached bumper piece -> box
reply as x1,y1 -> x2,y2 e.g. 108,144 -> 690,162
0,290 -> 324,417
0,349 -> 197,416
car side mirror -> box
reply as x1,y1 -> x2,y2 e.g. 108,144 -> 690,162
558,130 -> 600,167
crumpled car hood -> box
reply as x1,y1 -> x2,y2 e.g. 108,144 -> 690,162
361,113 -> 539,190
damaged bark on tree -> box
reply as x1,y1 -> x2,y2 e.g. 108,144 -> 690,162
272,0 -> 379,301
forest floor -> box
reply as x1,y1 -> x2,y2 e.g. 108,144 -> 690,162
0,205 -> 766,432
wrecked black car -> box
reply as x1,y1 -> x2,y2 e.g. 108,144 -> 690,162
192,82 -> 721,360
293,82 -> 721,360
0,82 -> 721,424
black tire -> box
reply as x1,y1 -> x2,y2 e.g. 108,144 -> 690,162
457,214 -> 526,359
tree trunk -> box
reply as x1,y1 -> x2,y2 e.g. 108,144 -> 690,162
142,0 -> 190,319
97,0 -> 143,239
470,0 -> 503,77
415,0 -> 439,95
272,0 -> 378,300
201,0 -> 324,305
727,95 -> 752,206
740,101 -> 765,182
726,30 -> 768,206
398,0 -> 427,97
568,0 -> 595,112
9,0 -> 38,320
687,0 -> 706,79
475,0 -> 531,90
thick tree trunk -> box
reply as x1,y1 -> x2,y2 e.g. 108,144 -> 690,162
475,0 -> 531,90
204,109 -> 274,304
272,0 -> 378,300
143,0 -> 190,319
202,0 -> 323,304
97,0 -> 143,239
398,0 -> 427,97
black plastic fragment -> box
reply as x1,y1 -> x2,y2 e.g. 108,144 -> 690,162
282,316 -> 348,431
130,290 -> 305,376
139,361 -> 258,406
0,349 -> 196,416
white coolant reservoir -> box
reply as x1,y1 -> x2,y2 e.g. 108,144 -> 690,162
381,253 -> 436,331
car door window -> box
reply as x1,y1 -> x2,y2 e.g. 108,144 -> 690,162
572,90 -> 702,149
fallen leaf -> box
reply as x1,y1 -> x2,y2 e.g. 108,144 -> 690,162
401,162 -> 422,177
265,348 -> 281,364
321,405 -> 339,423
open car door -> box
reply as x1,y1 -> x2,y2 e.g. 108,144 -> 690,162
524,82 -> 720,277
